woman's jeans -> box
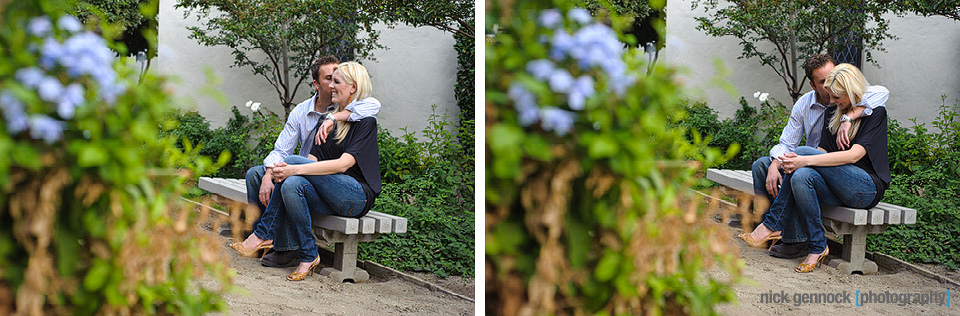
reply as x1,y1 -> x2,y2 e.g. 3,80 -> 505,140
251,155 -> 368,263
752,156 -> 807,243
760,146 -> 877,255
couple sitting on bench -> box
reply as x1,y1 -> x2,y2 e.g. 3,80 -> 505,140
229,56 -> 383,281
738,55 -> 891,273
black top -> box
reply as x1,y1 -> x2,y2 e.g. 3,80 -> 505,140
309,117 -> 381,216
819,106 -> 890,208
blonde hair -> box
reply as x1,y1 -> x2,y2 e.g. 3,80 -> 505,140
329,62 -> 372,144
824,63 -> 869,140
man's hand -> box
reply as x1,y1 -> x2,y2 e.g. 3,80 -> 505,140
780,152 -> 810,174
259,171 -> 275,206
837,121 -> 852,150
270,162 -> 299,182
315,119 -> 334,145
766,161 -> 783,197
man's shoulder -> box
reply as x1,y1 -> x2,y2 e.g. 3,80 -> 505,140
289,95 -> 317,115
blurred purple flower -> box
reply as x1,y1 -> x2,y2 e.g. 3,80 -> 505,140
15,67 -> 45,88
28,17 -> 52,37
550,31 -> 573,61
609,73 -> 637,96
508,82 -> 539,126
540,107 -> 575,135
28,115 -> 63,143
1,92 -> 29,133
568,75 -> 595,110
58,83 -> 84,119
39,37 -> 63,69
548,68 -> 574,93
568,8 -> 593,24
526,59 -> 555,81
37,76 -> 63,103
539,9 -> 563,29
57,15 -> 82,33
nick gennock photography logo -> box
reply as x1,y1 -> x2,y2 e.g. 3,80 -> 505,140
759,290 -> 952,307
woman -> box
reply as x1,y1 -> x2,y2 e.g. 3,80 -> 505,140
739,63 -> 890,273
230,61 -> 382,281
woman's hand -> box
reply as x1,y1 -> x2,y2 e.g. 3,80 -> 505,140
836,121 -> 852,150
779,152 -> 810,174
270,162 -> 300,182
315,119 -> 334,145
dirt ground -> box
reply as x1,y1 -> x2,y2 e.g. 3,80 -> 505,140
713,227 -> 959,315
203,235 -> 475,316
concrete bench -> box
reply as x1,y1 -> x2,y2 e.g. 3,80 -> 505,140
706,168 -> 916,274
198,177 -> 407,282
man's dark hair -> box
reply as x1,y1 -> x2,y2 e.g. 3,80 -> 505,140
311,55 -> 341,82
804,54 -> 836,80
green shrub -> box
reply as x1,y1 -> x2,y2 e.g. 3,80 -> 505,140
360,109 -> 475,277
868,98 -> 960,269
486,2 -> 741,314
0,3 -> 231,314
161,106 -> 282,179
675,97 -> 789,170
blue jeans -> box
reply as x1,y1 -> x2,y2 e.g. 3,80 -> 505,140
752,156 -> 807,243
245,165 -> 297,251
760,146 -> 877,255
251,155 -> 368,263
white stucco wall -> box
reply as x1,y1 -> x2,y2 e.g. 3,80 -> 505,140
156,0 -> 458,136
664,1 -> 960,127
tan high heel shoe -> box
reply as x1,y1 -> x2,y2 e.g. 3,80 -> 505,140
230,239 -> 273,259
738,230 -> 783,250
286,257 -> 322,281
795,248 -> 829,273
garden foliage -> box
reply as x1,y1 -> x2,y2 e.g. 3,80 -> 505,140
486,1 -> 742,314
867,98 -> 960,269
0,2 -> 232,314
674,96 -> 789,171
160,106 -> 282,180
360,110 -> 475,277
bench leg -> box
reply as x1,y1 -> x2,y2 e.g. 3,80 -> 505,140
319,234 -> 370,282
826,226 -> 878,275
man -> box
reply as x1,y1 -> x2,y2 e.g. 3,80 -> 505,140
752,54 -> 888,259
246,56 -> 380,268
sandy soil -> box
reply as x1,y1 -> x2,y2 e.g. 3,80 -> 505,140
204,235 -> 475,316
714,227 -> 959,315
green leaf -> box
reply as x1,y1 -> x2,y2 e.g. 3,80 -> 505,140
594,251 -> 621,282
77,145 -> 109,167
83,261 -> 111,291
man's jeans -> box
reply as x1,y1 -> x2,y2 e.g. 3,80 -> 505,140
760,146 -> 878,255
246,165 -> 298,251
251,155 -> 368,263
752,156 -> 807,243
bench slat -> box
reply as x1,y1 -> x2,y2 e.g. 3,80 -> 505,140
370,211 -> 407,233
363,212 -> 394,233
314,216 -> 359,234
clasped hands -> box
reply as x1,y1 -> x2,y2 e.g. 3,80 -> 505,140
778,152 -> 809,174
270,162 -> 299,183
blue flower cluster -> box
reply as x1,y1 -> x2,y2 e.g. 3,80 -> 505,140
1,15 -> 123,143
508,8 -> 635,136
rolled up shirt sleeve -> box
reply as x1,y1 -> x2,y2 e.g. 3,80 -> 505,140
858,85 -> 889,117
769,105 -> 805,159
345,97 -> 381,121
263,119 -> 299,167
